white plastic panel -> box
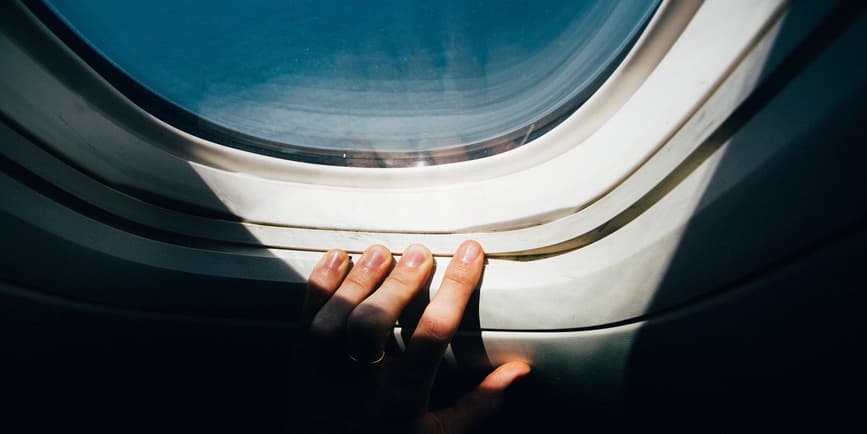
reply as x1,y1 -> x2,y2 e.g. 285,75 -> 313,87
0,1 -> 784,236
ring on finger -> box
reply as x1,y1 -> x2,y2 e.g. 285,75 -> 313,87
347,350 -> 386,365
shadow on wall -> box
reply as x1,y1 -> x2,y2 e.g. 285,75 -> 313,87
0,3 -> 305,428
623,1 -> 866,431
0,134 -> 305,433
0,130 -> 306,433
478,1 -> 866,433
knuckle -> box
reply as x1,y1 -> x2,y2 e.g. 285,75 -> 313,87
342,273 -> 372,291
442,266 -> 477,289
441,273 -> 473,291
346,303 -> 386,338
417,314 -> 454,344
385,270 -> 417,289
308,315 -> 341,343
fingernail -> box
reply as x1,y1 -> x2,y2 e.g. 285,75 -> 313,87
324,250 -> 345,271
362,246 -> 388,269
402,244 -> 429,268
458,241 -> 482,264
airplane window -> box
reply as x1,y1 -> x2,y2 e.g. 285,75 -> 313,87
40,0 -> 659,167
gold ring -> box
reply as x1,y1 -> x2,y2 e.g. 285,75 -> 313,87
347,350 -> 385,365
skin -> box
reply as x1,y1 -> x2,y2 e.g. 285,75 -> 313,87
298,240 -> 531,434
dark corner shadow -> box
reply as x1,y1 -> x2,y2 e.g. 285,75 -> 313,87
478,3 -> 866,433
1,136 -> 304,433
0,5 -> 306,431
622,1 -> 866,432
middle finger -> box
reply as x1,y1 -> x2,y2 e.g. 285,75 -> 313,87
309,244 -> 392,346
345,244 -> 434,363
401,240 -> 484,384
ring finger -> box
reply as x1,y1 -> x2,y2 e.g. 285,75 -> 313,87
345,244 -> 434,363
308,244 -> 393,349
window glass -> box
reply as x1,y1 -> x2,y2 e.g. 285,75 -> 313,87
42,0 -> 659,166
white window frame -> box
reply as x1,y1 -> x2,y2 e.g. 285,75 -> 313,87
4,0 -> 863,402
2,1 -> 785,255
1,0 -> 805,331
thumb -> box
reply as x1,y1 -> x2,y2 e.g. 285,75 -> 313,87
428,361 -> 531,434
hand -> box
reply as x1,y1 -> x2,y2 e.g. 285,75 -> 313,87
297,240 -> 531,434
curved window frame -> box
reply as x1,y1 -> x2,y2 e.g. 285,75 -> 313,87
34,0 -> 663,168
6,0 -> 856,332
1,0 -> 783,253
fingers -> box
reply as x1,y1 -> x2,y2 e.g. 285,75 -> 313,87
430,361 -> 532,434
305,241 -> 527,434
309,245 -> 392,346
302,249 -> 350,325
402,240 -> 485,380
383,240 -> 484,428
345,244 -> 433,363
307,243 -> 436,365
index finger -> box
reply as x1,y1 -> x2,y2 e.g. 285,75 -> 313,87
399,240 -> 484,389
302,249 -> 351,326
